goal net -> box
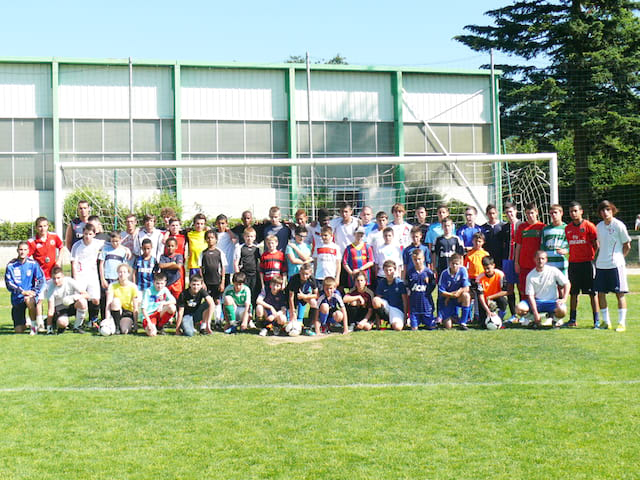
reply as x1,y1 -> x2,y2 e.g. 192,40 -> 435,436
54,153 -> 558,233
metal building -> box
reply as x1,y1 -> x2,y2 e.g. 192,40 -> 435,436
0,58 -> 499,225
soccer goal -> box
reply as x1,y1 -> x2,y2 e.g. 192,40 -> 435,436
54,153 -> 558,233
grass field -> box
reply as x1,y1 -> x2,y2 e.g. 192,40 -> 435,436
1,280 -> 639,480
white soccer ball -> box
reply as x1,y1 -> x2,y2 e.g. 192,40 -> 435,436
99,318 -> 116,336
485,314 -> 502,331
285,321 -> 302,337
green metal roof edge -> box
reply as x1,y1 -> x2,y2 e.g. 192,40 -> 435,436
0,56 -> 501,76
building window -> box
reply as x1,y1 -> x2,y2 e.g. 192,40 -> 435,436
0,118 -> 52,190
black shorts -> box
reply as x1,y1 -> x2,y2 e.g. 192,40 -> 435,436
568,262 -> 595,295
206,283 -> 222,301
11,302 -> 27,327
121,309 -> 135,319
346,305 -> 369,324
54,304 -> 77,319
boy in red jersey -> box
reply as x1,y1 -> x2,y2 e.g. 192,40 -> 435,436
260,235 -> 287,287
514,202 -> 545,296
342,227 -> 375,289
163,217 -> 186,256
565,201 -> 600,327
28,217 -> 65,281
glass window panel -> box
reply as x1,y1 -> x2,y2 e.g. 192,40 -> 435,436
14,154 -> 36,189
377,122 -> 395,154
218,121 -> 244,153
427,125 -> 450,154
75,120 -> 102,153
133,120 -> 160,153
161,120 -> 175,154
297,122 -> 308,153
14,119 -> 41,152
104,120 -> 130,153
326,122 -> 349,154
0,120 -> 11,152
44,119 -> 53,151
43,153 -> 54,190
188,121 -> 217,152
451,124 -> 474,153
272,121 -> 288,154
351,122 -> 376,153
181,121 -> 190,153
404,123 -> 426,153
59,120 -> 74,152
245,121 -> 271,153
0,156 -> 12,187
475,124 -> 492,153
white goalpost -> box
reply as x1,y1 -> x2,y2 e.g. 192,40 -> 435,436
54,153 -> 558,235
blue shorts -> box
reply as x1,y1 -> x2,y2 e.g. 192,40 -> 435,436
502,259 -> 518,285
534,300 -> 557,315
438,297 -> 460,320
410,312 -> 436,329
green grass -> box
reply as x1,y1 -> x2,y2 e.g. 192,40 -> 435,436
1,280 -> 639,479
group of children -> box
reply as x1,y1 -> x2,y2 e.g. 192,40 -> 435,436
5,197 -> 632,336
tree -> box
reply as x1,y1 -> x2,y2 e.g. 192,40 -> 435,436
285,54 -> 348,65
455,1 -> 640,210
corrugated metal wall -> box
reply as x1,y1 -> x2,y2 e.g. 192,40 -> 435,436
402,74 -> 491,124
59,65 -> 173,119
295,71 -> 394,122
0,63 -> 52,117
181,68 -> 287,121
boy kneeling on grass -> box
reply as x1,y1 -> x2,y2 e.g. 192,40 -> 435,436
342,271 -> 375,331
437,253 -> 472,330
256,275 -> 289,336
372,260 -> 408,331
314,276 -> 349,335
287,263 -> 319,332
222,272 -> 252,334
46,266 -> 89,334
175,274 -> 214,336
141,272 -> 176,336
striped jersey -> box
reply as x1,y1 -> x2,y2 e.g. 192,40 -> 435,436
541,223 -> 569,273
342,242 -> 374,286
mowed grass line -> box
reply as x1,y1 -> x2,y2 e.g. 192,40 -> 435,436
0,279 -> 638,479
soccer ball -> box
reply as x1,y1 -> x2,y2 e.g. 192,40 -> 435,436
485,314 -> 502,331
285,321 -> 302,337
99,318 -> 116,336
516,301 -> 530,316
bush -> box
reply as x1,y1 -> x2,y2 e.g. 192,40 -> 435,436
0,221 -> 34,241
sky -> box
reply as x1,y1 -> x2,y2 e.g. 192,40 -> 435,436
3,0 -> 512,70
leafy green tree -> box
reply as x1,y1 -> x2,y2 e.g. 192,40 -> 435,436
456,1 -> 640,209
285,54 -> 348,65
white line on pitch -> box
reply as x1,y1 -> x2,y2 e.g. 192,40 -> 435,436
0,379 -> 639,393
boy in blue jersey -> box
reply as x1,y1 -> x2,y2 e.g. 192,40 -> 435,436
134,238 -> 158,292
373,260 -> 408,331
99,231 -> 131,287
402,225 -> 430,280
406,249 -> 436,330
5,241 -> 45,334
314,276 -> 348,335
437,253 -> 472,330
256,275 -> 289,336
287,263 -> 319,329
456,206 -> 482,251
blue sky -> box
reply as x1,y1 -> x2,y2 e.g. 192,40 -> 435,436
3,0 -> 511,69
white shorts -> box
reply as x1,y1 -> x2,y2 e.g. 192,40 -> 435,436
230,306 -> 248,325
77,277 -> 101,301
379,299 -> 405,327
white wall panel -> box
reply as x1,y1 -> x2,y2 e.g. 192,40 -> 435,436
0,64 -> 52,117
295,71 -> 393,122
403,74 -> 491,124
59,65 -> 173,119
181,68 -> 286,120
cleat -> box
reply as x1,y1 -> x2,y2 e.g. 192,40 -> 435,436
73,327 -> 85,334
259,328 -> 268,337
595,322 -> 612,330
615,324 -> 626,332
564,320 -> 577,328
459,323 -> 469,331
224,325 -> 237,334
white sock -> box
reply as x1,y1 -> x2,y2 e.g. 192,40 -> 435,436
74,309 -> 87,328
36,315 -> 44,328
601,308 -> 610,325
618,309 -> 627,327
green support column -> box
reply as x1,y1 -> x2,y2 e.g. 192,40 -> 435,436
173,63 -> 183,204
286,67 -> 298,215
52,60 -> 62,235
392,71 -> 405,205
